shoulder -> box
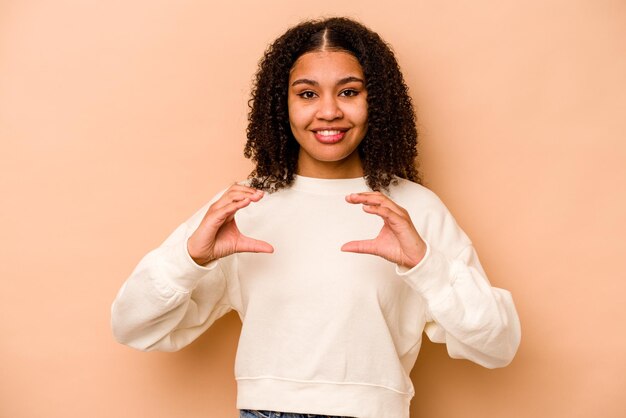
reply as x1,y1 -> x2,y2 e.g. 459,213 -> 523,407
387,177 -> 447,213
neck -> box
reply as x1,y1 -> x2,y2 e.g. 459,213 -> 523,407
296,152 -> 364,179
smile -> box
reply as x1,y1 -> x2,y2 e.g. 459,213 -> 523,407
313,129 -> 347,144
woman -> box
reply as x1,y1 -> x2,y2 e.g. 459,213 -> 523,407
111,17 -> 521,418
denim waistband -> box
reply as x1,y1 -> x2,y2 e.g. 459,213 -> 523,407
239,409 -> 355,418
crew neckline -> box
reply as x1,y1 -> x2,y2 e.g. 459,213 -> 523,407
291,175 -> 370,195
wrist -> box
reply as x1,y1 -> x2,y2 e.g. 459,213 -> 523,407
401,240 -> 427,269
186,238 -> 214,266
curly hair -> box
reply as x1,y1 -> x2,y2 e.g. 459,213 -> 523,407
244,17 -> 420,192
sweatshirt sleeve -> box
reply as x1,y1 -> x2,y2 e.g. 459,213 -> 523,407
396,243 -> 521,369
111,203 -> 236,352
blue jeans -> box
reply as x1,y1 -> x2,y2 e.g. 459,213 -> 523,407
239,410 -> 354,418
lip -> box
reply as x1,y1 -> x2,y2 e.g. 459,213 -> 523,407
312,128 -> 349,144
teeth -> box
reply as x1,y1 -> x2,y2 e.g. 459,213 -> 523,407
318,130 -> 341,136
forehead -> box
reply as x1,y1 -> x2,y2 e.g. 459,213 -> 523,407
289,51 -> 364,81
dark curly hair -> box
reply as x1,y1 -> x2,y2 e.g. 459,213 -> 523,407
244,17 -> 420,192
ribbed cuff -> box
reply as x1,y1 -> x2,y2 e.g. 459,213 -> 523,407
159,239 -> 219,293
395,243 -> 454,306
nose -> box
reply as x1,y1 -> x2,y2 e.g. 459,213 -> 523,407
315,95 -> 343,121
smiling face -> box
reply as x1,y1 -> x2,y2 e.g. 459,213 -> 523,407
288,50 -> 368,178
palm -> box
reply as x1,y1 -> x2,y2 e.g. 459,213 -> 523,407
211,218 -> 255,260
379,223 -> 403,261
187,185 -> 273,265
345,220 -> 413,266
342,192 -> 426,268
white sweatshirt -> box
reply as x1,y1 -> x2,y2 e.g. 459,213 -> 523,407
111,175 -> 521,418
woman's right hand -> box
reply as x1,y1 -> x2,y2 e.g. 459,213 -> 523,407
187,184 -> 273,266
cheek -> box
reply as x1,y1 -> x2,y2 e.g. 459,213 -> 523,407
287,103 -> 304,128
353,98 -> 368,126
289,108 -> 316,133
287,98 -> 296,122
356,106 -> 368,128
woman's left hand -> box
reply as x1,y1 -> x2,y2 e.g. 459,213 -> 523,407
341,192 -> 427,269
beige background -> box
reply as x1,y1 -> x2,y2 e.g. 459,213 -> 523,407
1,0 -> 625,417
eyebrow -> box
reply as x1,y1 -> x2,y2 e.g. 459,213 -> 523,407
291,76 -> 365,87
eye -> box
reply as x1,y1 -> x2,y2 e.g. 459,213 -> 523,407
339,89 -> 359,97
296,90 -> 317,99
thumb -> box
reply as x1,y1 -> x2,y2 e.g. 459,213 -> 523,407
341,239 -> 378,255
236,235 -> 274,254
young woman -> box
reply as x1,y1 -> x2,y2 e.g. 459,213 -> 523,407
112,17 -> 521,418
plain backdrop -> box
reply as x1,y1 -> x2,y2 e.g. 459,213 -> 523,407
1,0 -> 625,417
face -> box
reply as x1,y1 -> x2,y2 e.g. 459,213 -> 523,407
288,50 -> 368,178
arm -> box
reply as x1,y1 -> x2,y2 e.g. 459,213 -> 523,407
342,191 -> 521,368
111,220 -> 233,352
397,243 -> 521,368
111,184 -> 273,352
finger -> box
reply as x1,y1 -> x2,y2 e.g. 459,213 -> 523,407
236,235 -> 274,254
346,193 -> 399,209
362,199 -> 411,223
347,191 -> 384,195
227,183 -> 262,194
224,185 -> 263,201
361,204 -> 407,228
207,197 -> 253,229
213,188 -> 264,211
345,193 -> 406,215
345,192 -> 385,205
